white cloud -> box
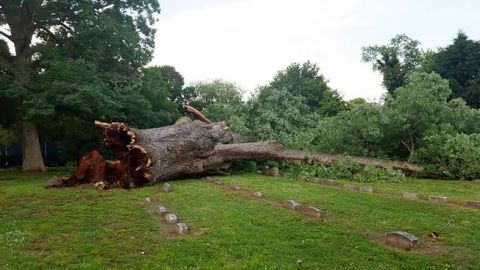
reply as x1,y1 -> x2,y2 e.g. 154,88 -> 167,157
151,0 -> 385,100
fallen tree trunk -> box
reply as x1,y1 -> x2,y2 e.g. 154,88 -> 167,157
53,119 -> 423,189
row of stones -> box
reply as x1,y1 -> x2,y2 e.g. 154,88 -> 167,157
144,183 -> 189,235
207,176 -> 421,250
205,177 -> 326,219
297,176 -> 480,209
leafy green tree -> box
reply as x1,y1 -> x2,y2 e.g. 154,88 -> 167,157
313,103 -> 389,156
443,98 -> 480,134
431,32 -> 480,108
187,79 -> 243,111
246,88 -> 317,146
267,61 -> 345,115
138,66 -> 182,126
362,34 -> 424,93
0,0 -> 160,171
384,72 -> 451,156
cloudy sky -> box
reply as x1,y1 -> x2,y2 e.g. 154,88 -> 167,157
151,0 -> 480,101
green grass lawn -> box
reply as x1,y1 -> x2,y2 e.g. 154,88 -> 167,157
0,170 -> 479,269
333,177 -> 480,201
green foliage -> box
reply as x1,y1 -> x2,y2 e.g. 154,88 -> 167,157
0,126 -> 14,145
313,103 -> 389,156
431,32 -> 480,108
362,34 -> 424,93
246,88 -> 317,145
352,165 -> 405,183
268,61 -> 345,115
187,80 -> 243,111
0,0 -> 161,166
138,66 -> 182,126
385,71 -> 452,156
281,159 -> 404,183
413,132 -> 480,180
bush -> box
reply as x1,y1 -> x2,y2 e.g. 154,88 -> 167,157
413,132 -> 480,180
352,165 -> 405,183
280,158 -> 405,183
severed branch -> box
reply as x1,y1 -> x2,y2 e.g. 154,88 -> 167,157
183,104 -> 212,123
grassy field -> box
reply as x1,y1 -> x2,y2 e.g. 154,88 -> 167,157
333,177 -> 480,201
0,170 -> 479,269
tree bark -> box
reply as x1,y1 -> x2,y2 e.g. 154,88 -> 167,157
2,1 -> 47,171
20,121 -> 46,172
54,120 -> 423,189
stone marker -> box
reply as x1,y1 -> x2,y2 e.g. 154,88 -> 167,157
359,186 -> 374,193
205,176 -> 214,182
311,177 -> 321,183
176,223 -> 189,235
251,191 -> 263,198
304,206 -> 323,218
403,192 -> 419,200
385,231 -> 418,250
230,185 -> 241,191
286,200 -> 301,209
262,166 -> 279,177
343,184 -> 357,191
165,213 -> 178,223
325,179 -> 337,185
213,180 -> 223,185
163,183 -> 172,193
144,197 -> 151,204
429,195 -> 448,203
467,201 -> 480,208
157,205 -> 168,216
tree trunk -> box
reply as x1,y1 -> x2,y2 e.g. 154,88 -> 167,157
53,120 -> 423,189
20,121 -> 46,172
3,1 -> 46,171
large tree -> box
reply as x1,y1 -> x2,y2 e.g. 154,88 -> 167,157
362,34 -> 424,94
186,79 -> 244,111
384,72 -> 451,157
0,0 -> 160,171
138,66 -> 182,127
267,61 -> 345,115
431,32 -> 480,108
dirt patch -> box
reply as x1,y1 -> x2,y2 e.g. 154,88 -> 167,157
370,232 -> 448,256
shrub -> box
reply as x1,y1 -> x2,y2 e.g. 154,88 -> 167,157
413,132 -> 480,180
352,164 -> 405,183
280,158 -> 405,183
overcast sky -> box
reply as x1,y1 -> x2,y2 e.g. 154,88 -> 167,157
151,0 -> 480,101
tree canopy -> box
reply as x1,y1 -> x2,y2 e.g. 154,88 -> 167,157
0,0 -> 161,170
362,34 -> 424,94
430,32 -> 480,108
